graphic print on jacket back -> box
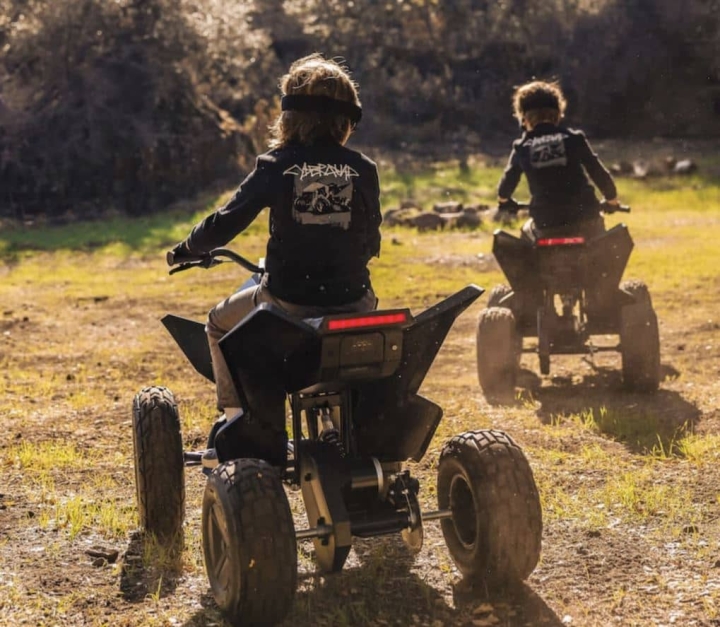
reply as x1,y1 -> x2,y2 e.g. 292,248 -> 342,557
526,133 -> 567,169
284,162 -> 359,230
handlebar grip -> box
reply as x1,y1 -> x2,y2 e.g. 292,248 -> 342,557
167,247 -> 208,266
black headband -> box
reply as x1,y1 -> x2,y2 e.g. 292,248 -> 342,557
281,95 -> 362,125
520,92 -> 560,113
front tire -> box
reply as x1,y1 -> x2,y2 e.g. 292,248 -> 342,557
437,430 -> 542,585
132,386 -> 185,543
476,307 -> 519,404
202,459 -> 297,626
620,280 -> 660,392
487,284 -> 513,308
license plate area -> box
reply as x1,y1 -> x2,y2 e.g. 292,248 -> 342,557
320,329 -> 403,380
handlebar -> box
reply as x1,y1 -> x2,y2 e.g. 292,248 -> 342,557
499,201 -> 529,212
167,247 -> 263,276
601,201 -> 631,214
497,200 -> 630,214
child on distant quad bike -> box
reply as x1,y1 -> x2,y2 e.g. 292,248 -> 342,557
169,54 -> 381,462
497,80 -> 621,240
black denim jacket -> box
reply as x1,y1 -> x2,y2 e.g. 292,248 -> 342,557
182,139 -> 382,306
498,123 -> 617,228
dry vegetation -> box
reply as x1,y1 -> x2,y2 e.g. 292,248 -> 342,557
1,146 -> 720,626
3,0 -> 720,217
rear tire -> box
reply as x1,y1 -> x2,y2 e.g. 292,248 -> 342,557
437,430 -> 542,585
476,307 -> 519,404
620,280 -> 660,392
132,386 -> 185,543
202,459 -> 297,626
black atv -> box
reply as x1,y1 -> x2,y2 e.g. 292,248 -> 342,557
476,204 -> 660,403
131,248 -> 543,626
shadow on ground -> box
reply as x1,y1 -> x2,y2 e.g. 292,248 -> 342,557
119,530 -> 183,603
519,362 -> 701,455
179,535 -> 562,627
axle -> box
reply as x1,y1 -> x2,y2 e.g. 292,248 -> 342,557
294,508 -> 453,540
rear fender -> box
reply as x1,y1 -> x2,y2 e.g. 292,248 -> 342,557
351,284 -> 484,462
492,229 -> 536,294
218,285 -> 484,463
586,224 -> 634,288
162,315 -> 214,382
219,304 -> 321,411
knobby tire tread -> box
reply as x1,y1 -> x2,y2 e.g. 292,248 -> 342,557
438,429 -> 542,585
476,307 -> 519,404
204,458 -> 297,626
132,386 -> 185,542
620,280 -> 660,392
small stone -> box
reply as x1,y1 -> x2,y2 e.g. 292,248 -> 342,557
673,159 -> 697,175
433,201 -> 463,214
86,546 -> 120,563
410,212 -> 444,232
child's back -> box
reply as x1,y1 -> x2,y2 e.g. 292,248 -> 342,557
497,81 -> 619,230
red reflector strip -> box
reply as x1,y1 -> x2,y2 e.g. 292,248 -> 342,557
327,312 -> 407,331
536,237 -> 586,246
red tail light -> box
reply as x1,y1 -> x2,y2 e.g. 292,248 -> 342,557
536,237 -> 585,246
327,312 -> 408,331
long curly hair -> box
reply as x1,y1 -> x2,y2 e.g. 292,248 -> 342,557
268,54 -> 361,148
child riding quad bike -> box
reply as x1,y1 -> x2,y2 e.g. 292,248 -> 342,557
476,201 -> 661,404
131,247 -> 543,626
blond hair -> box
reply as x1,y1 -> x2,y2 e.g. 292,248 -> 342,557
512,81 -> 567,128
269,54 -> 361,148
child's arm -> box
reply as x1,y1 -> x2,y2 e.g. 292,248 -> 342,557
577,133 -> 618,202
176,158 -> 272,256
497,146 -> 522,203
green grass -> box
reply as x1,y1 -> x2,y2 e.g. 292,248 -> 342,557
0,189 -> 267,257
2,152 -> 717,306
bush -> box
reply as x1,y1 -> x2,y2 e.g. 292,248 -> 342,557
0,0 -> 253,219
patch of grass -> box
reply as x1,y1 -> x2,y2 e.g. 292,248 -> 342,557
600,466 -> 702,530
547,406 -> 693,456
534,451 -> 703,533
0,191 -> 263,256
538,481 -> 610,529
12,440 -> 92,471
178,398 -> 217,438
676,433 -> 720,464
141,534 -> 184,573
379,155 -> 521,209
43,494 -> 136,540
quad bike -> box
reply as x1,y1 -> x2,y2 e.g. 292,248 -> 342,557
131,248 -> 543,626
476,202 -> 660,403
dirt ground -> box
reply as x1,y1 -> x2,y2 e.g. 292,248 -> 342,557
1,231 -> 720,626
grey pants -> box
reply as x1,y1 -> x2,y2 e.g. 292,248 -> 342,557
206,282 -> 377,411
